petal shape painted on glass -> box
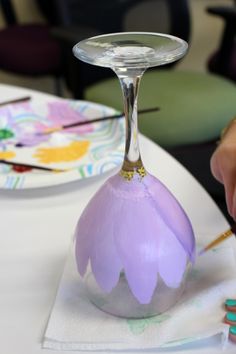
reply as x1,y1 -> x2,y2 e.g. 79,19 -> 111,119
114,201 -> 160,304
75,179 -> 122,291
75,210 -> 93,276
75,172 -> 195,305
110,173 -> 193,303
111,179 -> 160,303
157,219 -> 188,287
90,230 -> 123,293
143,174 -> 195,262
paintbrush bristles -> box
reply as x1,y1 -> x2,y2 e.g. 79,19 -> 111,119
202,229 -> 233,253
199,224 -> 236,256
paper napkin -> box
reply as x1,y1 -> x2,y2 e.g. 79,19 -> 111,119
43,243 -> 236,351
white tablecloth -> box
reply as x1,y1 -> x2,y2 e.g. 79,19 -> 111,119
0,84 -> 235,354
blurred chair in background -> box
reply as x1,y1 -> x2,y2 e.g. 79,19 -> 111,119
0,0 -> 62,95
53,0 -> 190,99
53,0 -> 236,219
206,3 -> 236,83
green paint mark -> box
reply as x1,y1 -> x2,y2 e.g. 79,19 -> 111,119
78,166 -> 85,178
13,176 -> 20,189
0,129 -> 14,140
127,314 -> 170,335
188,268 -> 200,281
185,297 -> 202,309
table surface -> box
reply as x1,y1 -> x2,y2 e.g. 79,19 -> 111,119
0,84 -> 235,354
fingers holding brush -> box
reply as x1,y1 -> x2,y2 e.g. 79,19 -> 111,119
211,145 -> 236,211
223,173 -> 236,219
210,126 -> 236,220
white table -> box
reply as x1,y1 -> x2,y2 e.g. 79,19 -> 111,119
0,84 -> 235,354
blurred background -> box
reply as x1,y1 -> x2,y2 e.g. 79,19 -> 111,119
0,0 -> 235,221
0,0 -> 232,94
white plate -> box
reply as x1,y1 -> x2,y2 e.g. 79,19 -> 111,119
0,99 -> 125,189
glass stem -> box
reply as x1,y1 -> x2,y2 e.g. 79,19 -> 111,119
115,69 -> 146,174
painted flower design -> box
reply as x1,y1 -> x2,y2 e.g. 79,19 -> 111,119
33,140 -> 90,163
0,100 -> 95,148
0,104 -> 24,146
0,102 -> 49,147
47,101 -> 94,134
75,172 -> 196,304
19,100 -> 94,147
0,150 -> 15,159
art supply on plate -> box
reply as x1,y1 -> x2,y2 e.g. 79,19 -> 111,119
0,159 -> 67,173
0,96 -> 31,107
38,106 -> 160,134
0,100 -> 125,189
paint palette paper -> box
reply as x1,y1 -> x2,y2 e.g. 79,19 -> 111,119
0,99 -> 124,189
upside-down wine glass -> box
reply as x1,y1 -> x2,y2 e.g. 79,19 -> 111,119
73,32 -> 196,318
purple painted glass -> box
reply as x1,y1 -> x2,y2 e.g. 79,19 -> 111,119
73,33 -> 196,318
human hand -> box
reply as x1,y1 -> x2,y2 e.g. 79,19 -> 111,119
210,119 -> 236,220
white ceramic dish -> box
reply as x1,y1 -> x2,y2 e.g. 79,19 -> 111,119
0,99 -> 124,189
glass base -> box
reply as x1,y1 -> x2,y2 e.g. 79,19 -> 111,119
85,265 -> 190,319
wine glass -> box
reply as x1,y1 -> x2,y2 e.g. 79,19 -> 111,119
73,32 -> 196,318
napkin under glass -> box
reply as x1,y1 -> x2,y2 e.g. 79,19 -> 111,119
43,240 -> 236,351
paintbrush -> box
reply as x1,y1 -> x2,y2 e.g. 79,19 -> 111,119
40,106 -> 160,134
15,106 -> 160,148
0,159 -> 67,173
198,223 -> 236,256
0,96 -> 31,107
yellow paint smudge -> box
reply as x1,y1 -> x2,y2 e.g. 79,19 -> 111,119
34,141 -> 90,164
0,151 -> 16,159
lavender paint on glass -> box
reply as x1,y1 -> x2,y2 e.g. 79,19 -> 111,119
75,172 -> 195,304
